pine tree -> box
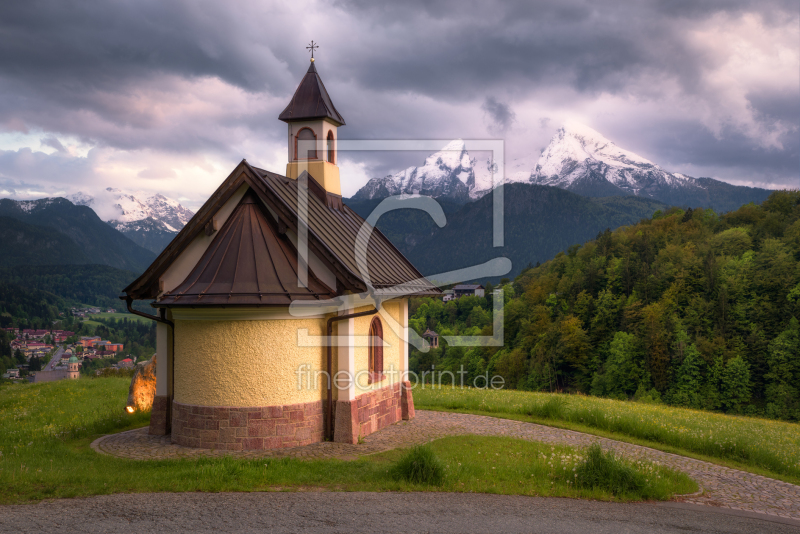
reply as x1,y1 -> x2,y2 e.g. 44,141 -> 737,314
703,356 -> 724,411
604,331 -> 641,398
669,344 -> 703,408
720,356 -> 751,413
765,317 -> 800,419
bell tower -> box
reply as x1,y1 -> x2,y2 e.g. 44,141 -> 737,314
67,355 -> 80,379
279,51 -> 345,197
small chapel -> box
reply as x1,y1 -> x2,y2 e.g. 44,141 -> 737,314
121,53 -> 440,450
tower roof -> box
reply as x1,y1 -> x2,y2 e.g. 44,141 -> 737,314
157,189 -> 336,307
68,355 -> 79,363
279,61 -> 345,126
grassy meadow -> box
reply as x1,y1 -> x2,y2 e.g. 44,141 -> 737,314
0,378 -> 694,503
89,311 -> 152,324
415,386 -> 800,482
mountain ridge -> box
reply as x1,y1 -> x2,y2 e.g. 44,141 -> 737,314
352,123 -> 773,213
0,197 -> 156,272
69,188 -> 195,253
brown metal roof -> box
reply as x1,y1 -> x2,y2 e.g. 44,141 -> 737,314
249,165 -> 440,297
122,160 -> 440,302
278,62 -> 345,126
157,189 -> 335,307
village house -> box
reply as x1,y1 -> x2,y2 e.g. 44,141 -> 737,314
121,56 -> 440,451
453,284 -> 486,298
79,336 -> 102,348
96,341 -> 124,352
22,329 -> 49,339
3,369 -> 20,379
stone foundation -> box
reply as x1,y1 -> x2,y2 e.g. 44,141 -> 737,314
149,395 -> 171,436
171,400 -> 324,450
333,382 -> 413,444
168,383 -> 414,450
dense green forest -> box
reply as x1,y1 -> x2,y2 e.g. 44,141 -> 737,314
0,197 -> 155,272
0,265 -> 137,312
0,281 -> 67,329
408,190 -> 800,420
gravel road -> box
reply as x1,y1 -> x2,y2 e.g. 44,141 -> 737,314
1,492 -> 798,534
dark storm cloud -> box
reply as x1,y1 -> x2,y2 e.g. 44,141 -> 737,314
0,0 -> 796,192
334,0 -> 792,97
482,97 -> 516,133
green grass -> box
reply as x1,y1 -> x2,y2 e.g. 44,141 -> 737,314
0,378 -> 694,503
89,312 -> 152,324
390,445 -> 445,485
414,387 -> 800,482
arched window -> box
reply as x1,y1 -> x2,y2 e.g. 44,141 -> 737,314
368,317 -> 384,383
326,130 -> 335,164
295,127 -> 317,160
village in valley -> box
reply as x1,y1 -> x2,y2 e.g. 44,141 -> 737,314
1,307 -> 149,383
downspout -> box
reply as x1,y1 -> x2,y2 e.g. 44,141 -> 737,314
325,305 -> 380,441
123,297 -> 175,430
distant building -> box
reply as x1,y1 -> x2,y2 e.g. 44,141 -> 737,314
453,284 -> 485,298
67,356 -> 80,379
442,290 -> 455,302
96,341 -> 124,352
422,329 -> 439,349
3,369 -> 20,379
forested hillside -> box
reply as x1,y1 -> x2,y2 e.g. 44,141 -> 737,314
0,265 -> 137,312
348,183 -> 666,280
0,198 -> 155,272
409,190 -> 800,420
0,217 -> 90,266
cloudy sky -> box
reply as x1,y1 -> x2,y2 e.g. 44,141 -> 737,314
0,0 -> 797,210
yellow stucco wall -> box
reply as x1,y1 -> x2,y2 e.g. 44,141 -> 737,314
354,301 -> 402,392
173,318 -> 327,407
172,299 -> 406,407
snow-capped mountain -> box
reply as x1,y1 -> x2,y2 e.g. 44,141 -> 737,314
352,140 -> 509,202
352,123 -> 771,212
70,188 -> 194,231
529,122 -> 699,197
69,188 -> 194,253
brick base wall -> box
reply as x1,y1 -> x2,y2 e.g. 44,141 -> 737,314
149,395 -> 170,436
333,382 -> 413,444
171,400 -> 324,450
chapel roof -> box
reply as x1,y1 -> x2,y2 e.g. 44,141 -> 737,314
122,161 -> 440,304
156,189 -> 336,307
278,61 -> 345,126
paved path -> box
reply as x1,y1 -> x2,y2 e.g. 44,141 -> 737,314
92,410 -> 800,520
2,492 -> 798,533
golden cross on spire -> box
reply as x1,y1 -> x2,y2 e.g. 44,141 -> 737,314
306,40 -> 319,61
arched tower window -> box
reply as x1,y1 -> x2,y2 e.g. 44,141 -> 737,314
295,127 -> 317,160
327,130 -> 335,164
368,317 -> 384,382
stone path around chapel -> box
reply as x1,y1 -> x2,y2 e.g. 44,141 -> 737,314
92,410 -> 800,521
